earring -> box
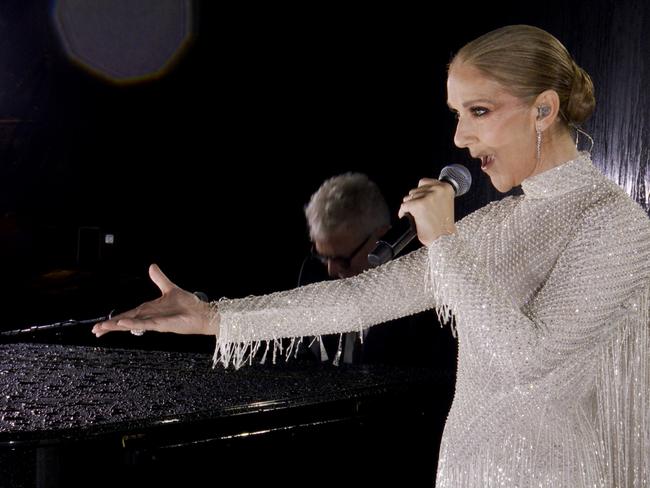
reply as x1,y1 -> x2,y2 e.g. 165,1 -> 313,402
536,126 -> 542,163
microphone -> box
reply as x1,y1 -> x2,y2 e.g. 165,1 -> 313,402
367,164 -> 472,266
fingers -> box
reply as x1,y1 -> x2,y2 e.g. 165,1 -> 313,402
402,179 -> 447,204
92,319 -> 135,337
92,300 -> 161,337
92,316 -> 161,337
404,178 -> 438,198
417,177 -> 437,187
149,263 -> 176,294
397,178 -> 456,240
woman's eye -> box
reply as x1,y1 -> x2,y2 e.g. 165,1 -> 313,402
470,106 -> 489,117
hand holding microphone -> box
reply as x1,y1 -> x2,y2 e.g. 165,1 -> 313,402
368,164 -> 471,266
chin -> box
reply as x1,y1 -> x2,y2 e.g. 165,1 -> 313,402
489,176 -> 514,193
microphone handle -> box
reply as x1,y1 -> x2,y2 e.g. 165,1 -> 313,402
389,213 -> 416,256
367,214 -> 416,267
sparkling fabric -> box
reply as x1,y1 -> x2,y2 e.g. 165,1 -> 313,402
214,152 -> 650,487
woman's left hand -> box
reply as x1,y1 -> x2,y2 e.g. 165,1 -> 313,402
398,178 -> 457,246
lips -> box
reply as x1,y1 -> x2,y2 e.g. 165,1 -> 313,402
480,155 -> 495,171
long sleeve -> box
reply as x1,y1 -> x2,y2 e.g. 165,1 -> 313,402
213,246 -> 435,368
428,198 -> 650,385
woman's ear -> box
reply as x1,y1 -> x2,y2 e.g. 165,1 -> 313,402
537,105 -> 551,119
533,90 -> 561,131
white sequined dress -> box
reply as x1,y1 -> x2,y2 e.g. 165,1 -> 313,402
214,153 -> 650,487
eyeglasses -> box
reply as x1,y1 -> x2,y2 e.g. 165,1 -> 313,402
311,234 -> 373,269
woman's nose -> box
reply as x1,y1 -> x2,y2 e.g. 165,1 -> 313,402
453,118 -> 475,148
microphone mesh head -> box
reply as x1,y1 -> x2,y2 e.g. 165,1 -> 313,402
439,164 -> 472,196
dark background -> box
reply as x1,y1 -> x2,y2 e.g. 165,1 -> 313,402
0,1 -> 648,346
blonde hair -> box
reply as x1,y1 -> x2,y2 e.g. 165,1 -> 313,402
451,25 -> 595,126
305,172 -> 390,242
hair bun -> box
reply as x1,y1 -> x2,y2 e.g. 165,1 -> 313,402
565,64 -> 595,125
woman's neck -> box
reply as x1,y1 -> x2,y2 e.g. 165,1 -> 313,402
538,125 -> 580,173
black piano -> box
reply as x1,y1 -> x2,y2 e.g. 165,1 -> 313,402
0,343 -> 453,488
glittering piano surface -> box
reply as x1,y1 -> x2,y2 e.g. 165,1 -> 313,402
0,342 -> 442,444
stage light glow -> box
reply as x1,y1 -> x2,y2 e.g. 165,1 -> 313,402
52,0 -> 194,84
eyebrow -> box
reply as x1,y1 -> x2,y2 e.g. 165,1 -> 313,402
447,98 -> 494,110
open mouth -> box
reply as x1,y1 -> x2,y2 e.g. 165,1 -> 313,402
480,155 -> 495,170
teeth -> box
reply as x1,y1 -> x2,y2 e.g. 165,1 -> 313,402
481,155 -> 493,169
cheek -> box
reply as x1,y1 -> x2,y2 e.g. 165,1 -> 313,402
477,118 -> 509,147
483,112 -> 529,148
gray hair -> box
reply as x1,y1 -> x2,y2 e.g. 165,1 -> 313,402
304,172 -> 390,241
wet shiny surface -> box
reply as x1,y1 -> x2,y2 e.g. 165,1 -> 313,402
0,343 -> 441,446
